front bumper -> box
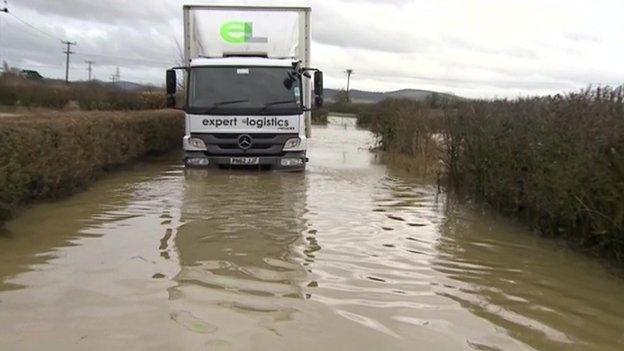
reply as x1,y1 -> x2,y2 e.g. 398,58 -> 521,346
184,151 -> 307,171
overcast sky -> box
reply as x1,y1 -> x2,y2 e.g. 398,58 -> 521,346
1,0 -> 623,98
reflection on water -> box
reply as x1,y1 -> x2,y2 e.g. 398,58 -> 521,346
0,116 -> 623,350
173,171 -> 309,299
0,162 -> 172,291
434,204 -> 624,351
327,115 -> 358,128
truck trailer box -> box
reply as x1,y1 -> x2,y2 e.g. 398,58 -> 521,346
185,5 -> 310,64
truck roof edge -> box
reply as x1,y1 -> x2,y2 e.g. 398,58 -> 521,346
183,4 -> 311,12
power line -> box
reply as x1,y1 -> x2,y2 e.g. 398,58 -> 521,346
1,41 -> 171,68
1,3 -> 174,69
74,51 -> 174,65
7,10 -> 66,42
1,3 -> 173,80
62,40 -> 77,83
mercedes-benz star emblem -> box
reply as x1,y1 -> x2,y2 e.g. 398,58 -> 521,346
238,134 -> 253,150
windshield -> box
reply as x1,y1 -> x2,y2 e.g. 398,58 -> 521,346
188,66 -> 302,115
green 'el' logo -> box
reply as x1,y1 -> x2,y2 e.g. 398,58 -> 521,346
220,21 -> 268,44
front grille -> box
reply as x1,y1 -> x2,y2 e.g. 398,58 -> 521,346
192,133 -> 297,156
210,133 -> 278,140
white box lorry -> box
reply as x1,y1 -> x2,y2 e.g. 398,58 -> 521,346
166,4 -> 324,171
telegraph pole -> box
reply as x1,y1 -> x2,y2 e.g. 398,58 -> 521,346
62,40 -> 77,83
85,60 -> 95,80
346,69 -> 354,94
110,67 -> 120,86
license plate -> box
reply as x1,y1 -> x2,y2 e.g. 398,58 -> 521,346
230,157 -> 260,165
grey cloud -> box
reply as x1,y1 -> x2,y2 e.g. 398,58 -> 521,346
310,2 -> 540,61
444,35 -> 538,60
3,2 -> 179,82
564,32 -> 601,43
13,0 -> 177,27
2,0 -> 622,97
334,0 -> 412,6
311,2 -> 431,53
342,67 -> 580,91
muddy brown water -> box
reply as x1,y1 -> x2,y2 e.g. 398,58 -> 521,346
1,118 -> 623,351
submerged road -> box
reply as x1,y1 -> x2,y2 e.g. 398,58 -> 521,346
1,118 -> 623,350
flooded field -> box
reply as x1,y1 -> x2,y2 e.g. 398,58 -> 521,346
1,118 -> 623,351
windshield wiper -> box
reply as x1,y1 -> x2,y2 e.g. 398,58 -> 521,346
202,99 -> 249,113
258,100 -> 297,113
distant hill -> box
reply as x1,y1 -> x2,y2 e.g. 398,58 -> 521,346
107,81 -> 155,91
76,80 -> 155,92
37,77 -> 159,92
8,67 -> 151,92
324,88 -> 459,104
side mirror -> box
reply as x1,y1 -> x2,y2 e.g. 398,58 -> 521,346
314,71 -> 324,108
314,71 -> 324,96
166,69 -> 177,95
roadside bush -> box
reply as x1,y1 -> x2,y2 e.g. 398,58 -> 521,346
0,73 -> 166,111
311,107 -> 329,125
327,102 -> 369,115
370,87 -> 624,260
368,99 -> 443,158
0,110 -> 184,222
138,91 -> 167,110
75,86 -> 166,111
0,74 -> 71,108
0,85 -> 18,106
445,87 -> 624,259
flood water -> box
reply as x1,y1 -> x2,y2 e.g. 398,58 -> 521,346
1,117 -> 623,351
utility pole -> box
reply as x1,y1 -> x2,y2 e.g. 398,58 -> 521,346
111,66 -> 120,86
85,60 -> 95,81
346,69 -> 354,94
62,40 -> 77,83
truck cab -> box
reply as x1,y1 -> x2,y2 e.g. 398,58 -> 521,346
166,5 -> 323,171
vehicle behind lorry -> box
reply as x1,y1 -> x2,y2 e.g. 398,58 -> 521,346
166,4 -> 324,171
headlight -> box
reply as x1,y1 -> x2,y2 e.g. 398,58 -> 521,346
280,158 -> 304,167
187,158 -> 209,167
283,138 -> 301,150
188,138 -> 207,150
